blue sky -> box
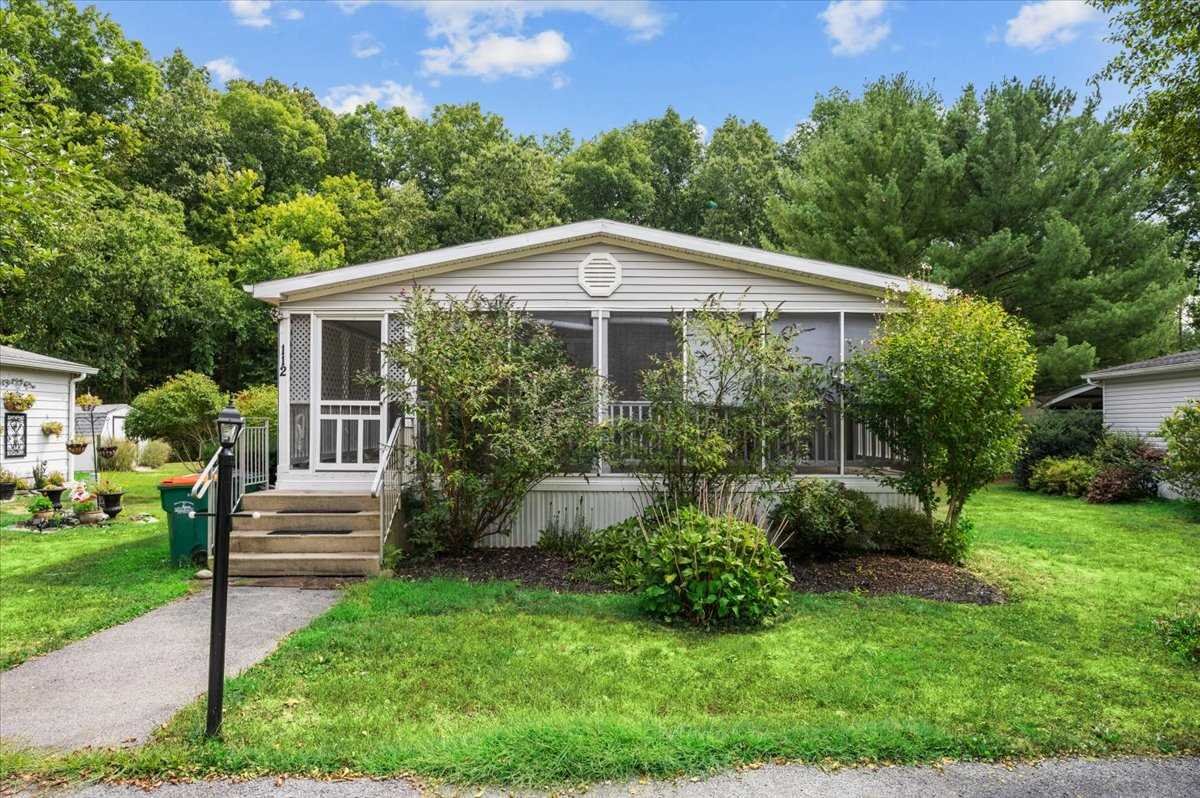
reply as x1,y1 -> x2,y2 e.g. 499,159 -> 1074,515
95,0 -> 1121,139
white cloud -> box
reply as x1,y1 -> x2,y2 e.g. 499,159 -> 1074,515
423,30 -> 570,79
335,1 -> 666,81
228,0 -> 272,28
205,57 -> 244,83
321,80 -> 429,116
550,73 -> 569,90
1004,1 -> 1101,50
281,7 -> 304,20
351,32 -> 383,58
819,1 -> 891,56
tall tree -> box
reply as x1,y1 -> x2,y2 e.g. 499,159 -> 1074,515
769,76 -> 964,273
563,128 -> 656,223
217,81 -> 327,198
629,108 -> 703,232
689,116 -> 782,246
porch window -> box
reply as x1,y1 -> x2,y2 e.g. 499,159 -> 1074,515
531,312 -> 593,369
607,312 -> 678,400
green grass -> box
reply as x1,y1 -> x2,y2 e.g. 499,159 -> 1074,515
3,486 -> 1198,786
0,465 -> 197,669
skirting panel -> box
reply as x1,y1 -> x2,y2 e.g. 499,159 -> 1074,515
484,475 -> 916,548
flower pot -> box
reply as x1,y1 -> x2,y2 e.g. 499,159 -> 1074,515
0,482 -> 15,501
67,442 -> 88,455
98,491 -> 124,519
41,486 -> 66,509
4,398 -> 34,412
78,509 -> 107,525
98,445 -> 118,460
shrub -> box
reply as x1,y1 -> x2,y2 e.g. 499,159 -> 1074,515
1013,409 -> 1105,488
99,438 -> 137,471
27,495 -> 53,513
1087,432 -> 1162,502
874,506 -> 972,564
844,290 -> 1036,532
137,440 -> 172,469
125,372 -> 226,466
1154,607 -> 1199,665
770,479 -> 865,555
233,384 -> 278,436
14,478 -> 29,491
1029,456 -> 1099,496
382,290 -> 601,554
613,297 -> 826,510
579,517 -> 646,591
639,507 -> 793,627
1160,400 -> 1200,502
537,501 -> 592,559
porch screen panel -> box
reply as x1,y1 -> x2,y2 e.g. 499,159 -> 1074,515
607,312 -> 678,400
773,313 -> 840,472
531,312 -> 593,369
844,314 -> 882,356
321,320 -> 382,401
289,314 -> 311,470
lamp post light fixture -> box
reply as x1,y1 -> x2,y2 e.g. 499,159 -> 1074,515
205,402 -> 243,738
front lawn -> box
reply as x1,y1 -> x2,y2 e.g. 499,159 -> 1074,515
0,466 -> 197,669
3,486 -> 1198,786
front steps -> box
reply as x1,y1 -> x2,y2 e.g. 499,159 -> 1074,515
231,491 -> 381,577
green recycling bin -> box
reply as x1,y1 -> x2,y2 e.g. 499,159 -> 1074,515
158,475 -> 209,566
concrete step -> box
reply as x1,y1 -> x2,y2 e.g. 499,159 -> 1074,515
229,552 -> 380,577
242,491 -> 375,513
232,510 -> 379,532
231,529 -> 380,555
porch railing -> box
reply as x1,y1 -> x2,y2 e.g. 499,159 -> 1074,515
605,400 -> 902,474
371,418 -> 411,547
191,418 -> 271,555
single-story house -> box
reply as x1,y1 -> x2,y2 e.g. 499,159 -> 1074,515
0,345 -> 98,483
1083,350 -> 1199,446
235,219 -> 947,576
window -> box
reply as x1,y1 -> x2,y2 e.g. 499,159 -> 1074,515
321,320 -> 381,402
531,312 -> 593,370
844,314 -> 881,356
608,312 -> 679,400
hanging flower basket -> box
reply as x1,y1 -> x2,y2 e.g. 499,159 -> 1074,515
41,421 -> 64,437
66,437 -> 89,455
3,392 -> 35,412
76,393 -> 102,411
98,444 -> 118,459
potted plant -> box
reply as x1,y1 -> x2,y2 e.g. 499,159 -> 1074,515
67,436 -> 89,455
40,471 -> 67,509
27,494 -> 54,522
95,478 -> 125,519
3,391 -> 35,412
0,468 -> 16,501
98,442 -> 118,460
73,496 -> 106,525
41,421 -> 64,437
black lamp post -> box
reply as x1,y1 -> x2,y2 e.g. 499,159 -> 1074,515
205,402 -> 243,738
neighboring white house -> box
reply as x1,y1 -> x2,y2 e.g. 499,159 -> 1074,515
231,220 -> 946,576
1083,350 -> 1200,446
1,345 -> 98,481
74,403 -> 133,441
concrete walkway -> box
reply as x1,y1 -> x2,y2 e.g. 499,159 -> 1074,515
0,587 -> 339,750
21,757 -> 1200,797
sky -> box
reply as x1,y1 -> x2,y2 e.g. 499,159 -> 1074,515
93,0 -> 1123,140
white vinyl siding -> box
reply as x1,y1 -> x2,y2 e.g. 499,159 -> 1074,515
0,365 -> 79,480
1101,371 -> 1200,446
282,245 -> 890,314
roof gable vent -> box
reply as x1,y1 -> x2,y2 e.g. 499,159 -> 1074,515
578,252 -> 623,297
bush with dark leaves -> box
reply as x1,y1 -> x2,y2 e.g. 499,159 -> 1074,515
1014,409 -> 1104,488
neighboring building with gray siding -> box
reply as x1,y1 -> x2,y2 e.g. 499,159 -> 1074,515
1084,351 -> 1200,446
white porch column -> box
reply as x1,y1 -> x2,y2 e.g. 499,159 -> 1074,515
277,313 -> 290,484
838,311 -> 846,477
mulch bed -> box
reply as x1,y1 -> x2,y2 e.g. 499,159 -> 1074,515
787,554 -> 1006,605
392,548 -> 611,593
392,548 -> 1004,605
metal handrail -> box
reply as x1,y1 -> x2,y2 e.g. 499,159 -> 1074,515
372,419 -> 409,546
370,419 -> 403,498
192,448 -> 222,499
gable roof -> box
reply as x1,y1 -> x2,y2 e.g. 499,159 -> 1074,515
0,345 -> 97,376
245,219 -> 949,305
1085,350 -> 1200,381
